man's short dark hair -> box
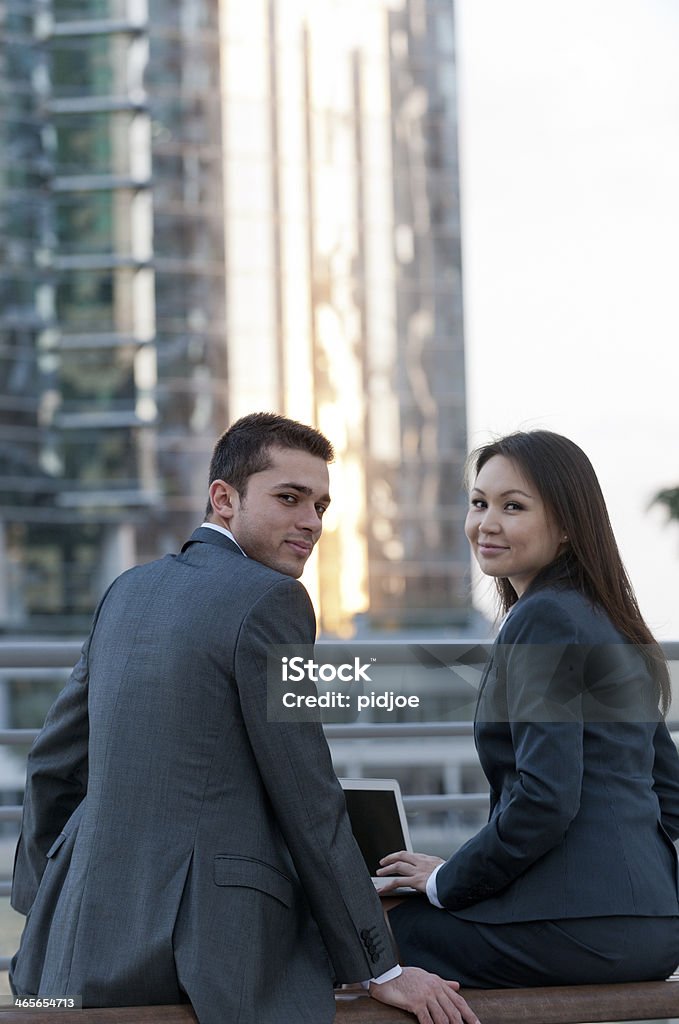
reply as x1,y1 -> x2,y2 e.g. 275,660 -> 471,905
205,412 -> 334,517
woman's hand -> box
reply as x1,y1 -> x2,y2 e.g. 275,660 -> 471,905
376,850 -> 445,894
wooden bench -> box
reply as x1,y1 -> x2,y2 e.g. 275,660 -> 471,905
0,982 -> 676,1023
336,982 -> 679,1022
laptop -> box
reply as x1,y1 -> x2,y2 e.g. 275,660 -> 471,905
340,778 -> 416,893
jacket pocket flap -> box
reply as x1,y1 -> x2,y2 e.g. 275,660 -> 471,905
46,832 -> 68,859
45,801 -> 85,859
213,855 -> 293,907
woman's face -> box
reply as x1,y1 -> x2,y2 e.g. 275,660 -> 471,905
464,454 -> 565,597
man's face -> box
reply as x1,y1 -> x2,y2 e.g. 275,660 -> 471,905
220,447 -> 331,578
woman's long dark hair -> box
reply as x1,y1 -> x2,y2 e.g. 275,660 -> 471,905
467,430 -> 671,714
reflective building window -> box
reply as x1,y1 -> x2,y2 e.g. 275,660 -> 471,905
1,0 -> 468,639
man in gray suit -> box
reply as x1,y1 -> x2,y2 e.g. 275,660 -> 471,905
11,413 -> 476,1024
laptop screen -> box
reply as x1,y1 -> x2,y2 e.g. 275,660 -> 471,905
341,783 -> 409,876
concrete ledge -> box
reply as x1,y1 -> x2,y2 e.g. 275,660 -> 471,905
0,982 -> 676,1023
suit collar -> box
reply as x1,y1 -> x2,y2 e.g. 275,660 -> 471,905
181,526 -> 245,557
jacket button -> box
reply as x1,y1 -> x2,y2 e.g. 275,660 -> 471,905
371,953 -> 380,963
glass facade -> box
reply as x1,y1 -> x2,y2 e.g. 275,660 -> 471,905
1,0 -> 469,637
220,0 -> 469,632
0,0 -> 227,632
370,0 -> 468,628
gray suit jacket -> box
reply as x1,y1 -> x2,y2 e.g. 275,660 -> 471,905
434,585 -> 679,922
10,528 -> 396,1023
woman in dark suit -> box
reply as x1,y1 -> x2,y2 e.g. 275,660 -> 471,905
378,430 -> 679,987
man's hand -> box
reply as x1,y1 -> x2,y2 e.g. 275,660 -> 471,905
369,966 -> 480,1024
376,850 -> 444,894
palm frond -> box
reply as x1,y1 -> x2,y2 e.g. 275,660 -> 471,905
651,486 -> 679,522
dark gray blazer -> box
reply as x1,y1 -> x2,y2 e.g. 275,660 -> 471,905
10,528 -> 396,1023
434,585 -> 679,922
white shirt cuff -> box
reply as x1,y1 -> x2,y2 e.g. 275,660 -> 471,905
426,863 -> 444,908
360,964 -> 403,989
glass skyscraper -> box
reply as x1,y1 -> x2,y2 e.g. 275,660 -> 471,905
1,0 -> 226,633
0,0 -> 470,637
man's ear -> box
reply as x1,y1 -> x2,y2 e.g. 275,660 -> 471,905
208,479 -> 238,524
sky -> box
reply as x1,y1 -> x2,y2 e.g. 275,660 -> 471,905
455,0 -> 679,637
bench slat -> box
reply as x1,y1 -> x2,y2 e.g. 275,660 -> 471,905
336,981 -> 679,1024
0,982 -> 676,1024
0,1009 -> 196,1023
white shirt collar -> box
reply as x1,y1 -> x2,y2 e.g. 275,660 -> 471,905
200,522 -> 247,557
